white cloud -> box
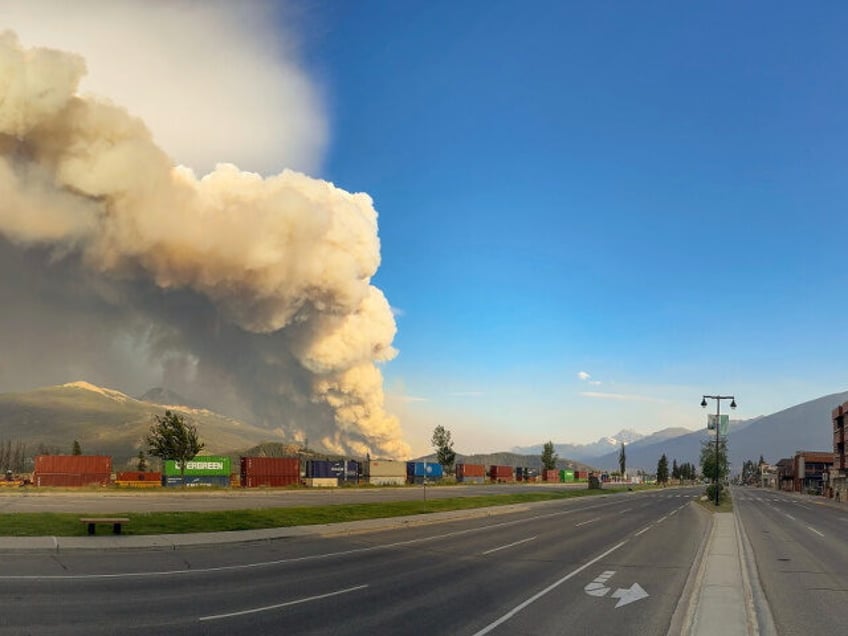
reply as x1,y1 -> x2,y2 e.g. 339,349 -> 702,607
577,371 -> 591,381
579,391 -> 667,404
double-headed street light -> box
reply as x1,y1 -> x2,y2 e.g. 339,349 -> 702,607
701,394 -> 736,506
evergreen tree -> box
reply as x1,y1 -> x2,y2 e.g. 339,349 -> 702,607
71,440 -> 82,455
540,441 -> 558,471
431,425 -> 456,473
656,454 -> 669,484
618,441 -> 626,477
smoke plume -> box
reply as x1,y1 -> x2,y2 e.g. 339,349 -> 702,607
0,31 -> 410,458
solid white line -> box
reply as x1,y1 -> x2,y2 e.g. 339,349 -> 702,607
576,517 -> 601,527
482,536 -> 537,555
807,526 -> 824,537
471,541 -> 628,636
199,584 -> 368,621
634,525 -> 652,537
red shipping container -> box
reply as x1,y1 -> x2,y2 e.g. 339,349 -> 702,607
457,463 -> 486,477
543,469 -> 559,482
489,465 -> 514,481
242,474 -> 300,488
240,457 -> 300,487
35,455 -> 111,474
35,473 -> 110,487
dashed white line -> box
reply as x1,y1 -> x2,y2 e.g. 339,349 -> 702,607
656,515 -> 668,523
807,526 -> 824,537
576,517 -> 601,527
199,584 -> 368,621
634,525 -> 652,537
482,536 -> 537,555
617,508 -> 632,514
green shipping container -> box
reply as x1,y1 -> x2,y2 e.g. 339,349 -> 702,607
559,469 -> 575,482
164,456 -> 231,477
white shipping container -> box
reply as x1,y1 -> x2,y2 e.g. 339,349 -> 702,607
305,477 -> 338,488
366,460 -> 406,478
365,475 -> 406,486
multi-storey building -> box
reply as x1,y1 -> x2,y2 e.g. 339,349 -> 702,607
831,402 -> 847,500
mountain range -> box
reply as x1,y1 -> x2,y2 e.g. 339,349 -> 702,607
0,381 -> 843,475
0,381 -> 275,468
588,391 -> 848,473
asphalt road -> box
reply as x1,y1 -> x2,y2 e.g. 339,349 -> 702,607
0,487 -> 707,635
733,486 -> 848,636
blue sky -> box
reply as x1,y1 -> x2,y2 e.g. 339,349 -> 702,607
298,2 -> 848,454
5,1 -> 847,457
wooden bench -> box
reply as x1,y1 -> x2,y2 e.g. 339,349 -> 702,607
80,517 -> 130,535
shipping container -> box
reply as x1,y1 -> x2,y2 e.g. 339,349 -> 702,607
489,465 -> 514,482
115,471 -> 162,488
543,469 -> 559,482
305,477 -> 337,488
363,475 -> 406,486
560,469 -> 575,482
574,470 -> 589,481
365,459 -> 406,478
35,474 -> 110,487
164,456 -> 231,477
456,463 -> 486,478
162,475 -> 230,487
305,459 -> 360,483
406,462 -> 444,479
240,457 -> 300,488
35,455 -> 111,475
242,474 -> 300,488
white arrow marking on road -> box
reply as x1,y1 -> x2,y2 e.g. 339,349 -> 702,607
611,582 -> 649,608
583,570 -> 615,597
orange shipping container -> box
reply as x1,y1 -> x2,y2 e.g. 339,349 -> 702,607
116,471 -> 162,482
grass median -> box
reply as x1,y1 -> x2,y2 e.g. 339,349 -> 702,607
0,487 -> 625,536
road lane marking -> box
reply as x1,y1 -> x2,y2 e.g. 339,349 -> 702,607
198,584 -> 368,621
785,514 -> 796,520
471,541 -> 628,636
656,515 -> 667,523
807,526 -> 824,537
576,517 -> 601,527
482,536 -> 537,555
617,508 -> 632,514
634,525 -> 652,536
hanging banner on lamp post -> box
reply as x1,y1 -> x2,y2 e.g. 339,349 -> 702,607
707,414 -> 729,435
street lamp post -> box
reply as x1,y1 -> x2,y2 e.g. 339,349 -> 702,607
701,394 -> 737,506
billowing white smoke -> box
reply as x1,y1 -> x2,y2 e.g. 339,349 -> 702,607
0,32 -> 410,458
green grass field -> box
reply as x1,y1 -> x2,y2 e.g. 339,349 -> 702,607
0,487 -> 627,536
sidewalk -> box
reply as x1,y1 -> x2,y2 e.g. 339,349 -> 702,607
687,513 -> 751,635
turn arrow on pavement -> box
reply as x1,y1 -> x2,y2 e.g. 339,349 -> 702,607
584,571 -> 649,608
611,582 -> 649,608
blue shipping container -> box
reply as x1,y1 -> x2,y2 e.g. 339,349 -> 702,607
162,475 -> 230,488
406,462 -> 444,478
306,460 -> 360,480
